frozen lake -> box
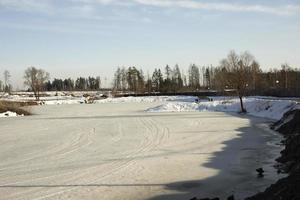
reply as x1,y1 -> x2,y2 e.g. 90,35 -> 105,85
0,102 -> 283,200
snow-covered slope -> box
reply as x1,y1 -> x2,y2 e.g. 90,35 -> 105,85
146,97 -> 299,120
96,95 -> 196,103
1,93 -> 299,120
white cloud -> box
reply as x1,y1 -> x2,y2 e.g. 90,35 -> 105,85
130,0 -> 300,15
70,0 -> 300,15
0,0 -> 299,16
96,0 -> 115,4
0,0 -> 53,14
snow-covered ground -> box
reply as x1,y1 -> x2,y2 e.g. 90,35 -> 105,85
0,91 -> 105,105
146,97 -> 300,121
1,94 -> 299,120
0,102 -> 284,200
96,95 -> 196,104
1,92 -> 299,121
0,111 -> 20,118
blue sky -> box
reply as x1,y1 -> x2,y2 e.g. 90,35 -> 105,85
0,0 -> 300,88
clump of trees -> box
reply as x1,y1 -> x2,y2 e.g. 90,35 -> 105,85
45,76 -> 101,91
24,67 -> 50,100
112,64 -> 223,94
113,65 -> 185,94
113,67 -> 144,93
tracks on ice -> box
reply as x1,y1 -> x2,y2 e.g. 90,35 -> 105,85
1,116 -> 171,200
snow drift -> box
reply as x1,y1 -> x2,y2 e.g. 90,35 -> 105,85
146,97 -> 299,120
0,111 -> 21,118
1,94 -> 299,121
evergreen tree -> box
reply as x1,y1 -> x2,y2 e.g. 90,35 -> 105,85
173,64 -> 183,91
75,77 -> 87,90
188,64 -> 200,90
152,68 -> 163,92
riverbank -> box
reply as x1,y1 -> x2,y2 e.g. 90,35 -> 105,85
246,109 -> 300,200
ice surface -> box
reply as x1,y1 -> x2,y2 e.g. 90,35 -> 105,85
0,102 -> 284,200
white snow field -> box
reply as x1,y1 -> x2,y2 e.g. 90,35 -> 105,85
0,101 -> 284,200
146,96 -> 299,120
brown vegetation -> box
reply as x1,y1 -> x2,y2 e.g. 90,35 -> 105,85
0,101 -> 33,116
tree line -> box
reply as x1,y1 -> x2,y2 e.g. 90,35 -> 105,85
22,67 -> 101,100
112,52 -> 300,98
110,51 -> 300,112
44,76 -> 101,91
1,50 -> 299,103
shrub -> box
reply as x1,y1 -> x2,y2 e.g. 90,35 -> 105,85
0,101 -> 32,116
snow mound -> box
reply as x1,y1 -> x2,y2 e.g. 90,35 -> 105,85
1,95 -> 196,105
146,98 -> 299,120
96,96 -> 196,103
43,98 -> 86,105
0,111 -> 22,118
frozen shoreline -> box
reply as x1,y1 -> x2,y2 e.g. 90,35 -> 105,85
1,95 -> 299,120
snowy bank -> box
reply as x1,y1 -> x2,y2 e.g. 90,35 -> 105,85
96,95 -> 196,103
146,97 -> 299,120
0,111 -> 22,118
2,93 -> 299,121
43,98 -> 86,105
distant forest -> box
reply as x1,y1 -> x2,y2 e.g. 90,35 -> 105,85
1,51 -> 300,97
44,55 -> 300,97
111,62 -> 300,97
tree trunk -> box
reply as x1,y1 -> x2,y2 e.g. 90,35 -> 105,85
33,90 -> 38,101
34,89 -> 40,101
239,96 -> 246,113
37,90 -> 40,101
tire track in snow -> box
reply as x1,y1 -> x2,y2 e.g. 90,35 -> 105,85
2,117 -> 154,199
1,115 -> 173,200
0,122 -> 88,171
0,126 -> 93,174
0,127 -> 98,199
11,116 -> 169,200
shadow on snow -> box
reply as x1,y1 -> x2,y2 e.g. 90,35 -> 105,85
146,113 -> 282,200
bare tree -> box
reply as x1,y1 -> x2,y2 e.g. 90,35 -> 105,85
219,51 -> 257,113
250,60 -> 261,92
3,70 -> 11,93
24,67 -> 50,101
0,80 -> 3,92
281,63 -> 290,89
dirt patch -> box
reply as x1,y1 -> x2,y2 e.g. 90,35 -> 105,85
272,109 -> 300,172
272,109 -> 300,136
0,101 -> 33,116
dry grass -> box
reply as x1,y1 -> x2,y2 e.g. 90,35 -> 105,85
0,101 -> 33,116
